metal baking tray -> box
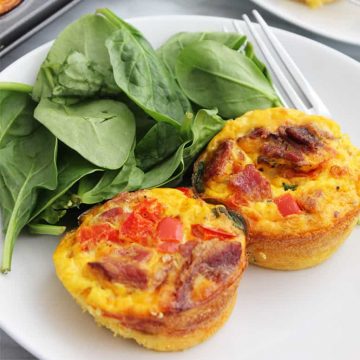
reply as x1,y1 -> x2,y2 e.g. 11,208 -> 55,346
0,0 -> 82,58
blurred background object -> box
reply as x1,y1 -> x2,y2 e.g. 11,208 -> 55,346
251,0 -> 360,45
0,0 -> 82,57
0,0 -> 23,16
298,0 -> 336,9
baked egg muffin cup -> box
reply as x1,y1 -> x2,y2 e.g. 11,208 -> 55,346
298,0 -> 336,8
193,108 -> 360,270
54,188 -> 247,351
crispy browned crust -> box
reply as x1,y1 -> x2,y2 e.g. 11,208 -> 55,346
0,0 -> 21,15
84,271 -> 244,351
56,230 -> 247,351
55,188 -> 248,352
246,208 -> 359,270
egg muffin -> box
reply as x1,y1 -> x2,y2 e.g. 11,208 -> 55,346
297,0 -> 336,8
193,108 -> 360,270
0,0 -> 22,15
54,188 -> 247,351
299,0 -> 336,9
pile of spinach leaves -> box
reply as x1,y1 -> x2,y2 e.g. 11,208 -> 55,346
0,8 -> 280,272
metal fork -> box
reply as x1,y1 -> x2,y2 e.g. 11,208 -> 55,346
349,0 -> 360,6
224,10 -> 331,117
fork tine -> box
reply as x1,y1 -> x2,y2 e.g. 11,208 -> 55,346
348,0 -> 360,6
252,10 -> 331,117
230,21 -> 290,109
240,15 -> 307,112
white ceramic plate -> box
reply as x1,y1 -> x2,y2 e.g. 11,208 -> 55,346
251,0 -> 360,45
1,15 -> 360,360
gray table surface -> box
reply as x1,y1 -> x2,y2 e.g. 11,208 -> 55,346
0,0 -> 359,359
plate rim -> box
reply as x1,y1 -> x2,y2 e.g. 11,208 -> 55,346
1,14 -> 360,81
251,0 -> 360,46
0,13 -> 360,360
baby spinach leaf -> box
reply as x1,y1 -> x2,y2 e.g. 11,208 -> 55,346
138,109 -> 224,190
157,33 -> 273,88
34,98 -> 135,169
28,224 -> 66,236
30,147 -> 103,224
0,89 -> 38,149
211,206 -> 247,233
157,32 -> 247,77
52,51 -> 119,98
244,42 -> 272,83
0,82 -> 33,93
33,192 -> 78,225
183,109 -> 225,167
78,148 -> 144,204
175,40 -> 281,118
99,8 -> 191,126
116,92 -> 156,141
135,113 -> 156,142
0,126 -> 58,272
32,14 -> 118,101
282,182 -> 298,191
141,144 -> 186,189
192,160 -> 205,194
180,112 -> 194,141
135,122 -> 183,171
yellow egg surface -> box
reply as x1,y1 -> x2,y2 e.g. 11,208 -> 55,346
193,108 -> 360,270
54,188 -> 247,351
298,0 -> 336,8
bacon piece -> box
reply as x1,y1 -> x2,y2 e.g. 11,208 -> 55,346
258,126 -> 324,168
279,166 -> 323,179
99,207 -> 123,221
248,127 -> 270,139
237,128 -> 270,155
89,259 -> 148,289
229,164 -> 272,204
297,190 -> 323,213
199,243 -> 241,281
115,245 -> 151,262
204,140 -> 234,181
152,263 -> 173,289
178,241 -> 199,258
157,242 -> 179,253
260,141 -> 304,164
172,240 -> 242,311
310,125 -> 334,140
280,126 -> 320,150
